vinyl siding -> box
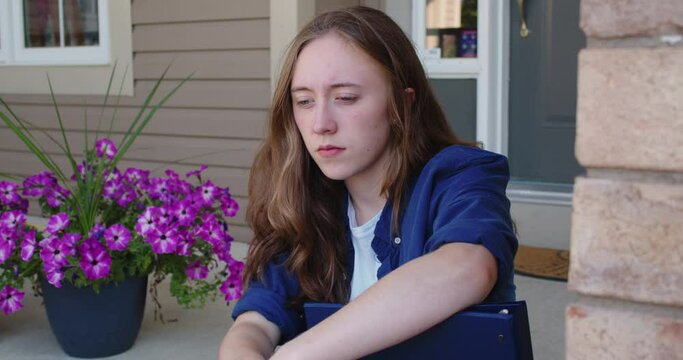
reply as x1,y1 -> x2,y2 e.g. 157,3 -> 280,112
0,0 -> 270,243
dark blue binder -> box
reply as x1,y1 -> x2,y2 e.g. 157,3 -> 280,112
304,301 -> 533,360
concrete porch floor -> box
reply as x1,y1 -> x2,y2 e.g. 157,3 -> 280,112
0,241 -> 577,359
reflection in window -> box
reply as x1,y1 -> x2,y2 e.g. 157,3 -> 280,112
23,0 -> 99,48
24,0 -> 60,47
425,0 -> 477,59
64,0 -> 99,46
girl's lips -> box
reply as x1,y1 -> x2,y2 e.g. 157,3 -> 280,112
317,146 -> 345,157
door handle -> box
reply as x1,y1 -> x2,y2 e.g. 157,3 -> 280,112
517,0 -> 530,37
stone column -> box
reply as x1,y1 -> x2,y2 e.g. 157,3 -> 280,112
567,1 -> 683,359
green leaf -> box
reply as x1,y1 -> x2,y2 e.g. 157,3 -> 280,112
47,75 -> 79,182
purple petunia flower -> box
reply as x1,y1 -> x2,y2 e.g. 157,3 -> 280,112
185,260 -> 209,280
20,229 -> 37,261
175,180 -> 193,199
116,187 -> 137,208
0,225 -> 17,241
123,168 -> 150,185
0,211 -> 26,229
78,237 -> 104,254
215,235 -> 235,263
103,179 -> 122,200
172,200 -> 199,227
219,274 -> 242,302
0,286 -> 25,315
184,193 -> 202,211
22,171 -> 57,197
95,138 -> 118,159
61,233 -> 81,248
219,194 -> 239,218
146,177 -> 171,201
200,211 -> 218,226
185,165 -> 208,179
104,224 -> 131,251
0,181 -> 21,206
164,169 -> 180,180
16,198 -> 29,214
0,238 -> 15,265
175,230 -> 194,257
79,247 -> 112,281
227,256 -> 245,276
197,181 -> 219,207
45,213 -> 70,235
44,263 -> 65,288
196,220 -> 226,248
158,205 -> 173,226
88,224 -> 106,240
39,236 -> 72,268
45,193 -> 62,208
147,225 -> 179,254
135,207 -> 160,236
72,162 -> 97,183
44,184 -> 70,209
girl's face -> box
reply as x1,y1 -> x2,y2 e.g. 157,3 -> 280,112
291,33 -> 392,188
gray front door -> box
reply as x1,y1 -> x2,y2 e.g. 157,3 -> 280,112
508,0 -> 586,186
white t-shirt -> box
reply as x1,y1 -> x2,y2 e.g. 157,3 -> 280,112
348,199 -> 382,301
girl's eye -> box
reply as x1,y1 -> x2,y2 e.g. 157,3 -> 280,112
336,95 -> 357,103
295,98 -> 313,107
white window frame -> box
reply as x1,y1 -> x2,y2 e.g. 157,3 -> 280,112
0,0 -> 11,63
411,0 -> 507,157
0,0 -> 110,66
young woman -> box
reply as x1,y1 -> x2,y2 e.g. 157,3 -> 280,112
219,6 -> 516,360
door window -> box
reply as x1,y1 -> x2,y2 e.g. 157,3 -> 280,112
424,0 -> 477,59
413,0 -> 480,78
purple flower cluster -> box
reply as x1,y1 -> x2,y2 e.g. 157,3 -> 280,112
132,168 -> 242,299
100,168 -> 149,208
220,259 -> 244,302
22,172 -> 70,209
0,181 -> 28,213
0,210 -> 34,315
0,142 -> 244,316
0,211 -> 29,265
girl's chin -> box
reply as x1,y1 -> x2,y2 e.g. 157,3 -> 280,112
315,166 -> 350,181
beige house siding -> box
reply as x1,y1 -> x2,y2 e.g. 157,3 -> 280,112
0,0 -> 271,243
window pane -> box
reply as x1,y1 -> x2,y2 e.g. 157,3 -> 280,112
24,0 -> 61,47
425,0 -> 477,58
64,0 -> 99,46
431,79 -> 477,142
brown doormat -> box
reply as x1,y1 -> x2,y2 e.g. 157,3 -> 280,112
514,245 -> 569,282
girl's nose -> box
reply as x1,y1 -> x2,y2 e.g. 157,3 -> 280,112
312,102 -> 337,134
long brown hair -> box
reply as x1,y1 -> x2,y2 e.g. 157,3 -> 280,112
243,6 -> 471,304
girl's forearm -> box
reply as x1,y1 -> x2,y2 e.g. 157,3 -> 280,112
218,313 -> 279,360
273,242 -> 497,360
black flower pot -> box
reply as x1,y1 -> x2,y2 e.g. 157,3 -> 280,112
41,276 -> 148,358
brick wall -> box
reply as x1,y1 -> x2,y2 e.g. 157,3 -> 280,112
567,1 -> 683,358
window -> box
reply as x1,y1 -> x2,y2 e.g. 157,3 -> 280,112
0,0 -> 131,96
412,0 -> 480,78
0,0 -> 109,65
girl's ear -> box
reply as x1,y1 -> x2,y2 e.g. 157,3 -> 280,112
404,88 -> 415,106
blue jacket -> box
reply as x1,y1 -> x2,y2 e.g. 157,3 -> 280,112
232,145 -> 518,342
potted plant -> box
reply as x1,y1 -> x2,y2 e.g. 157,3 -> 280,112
0,67 -> 244,358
